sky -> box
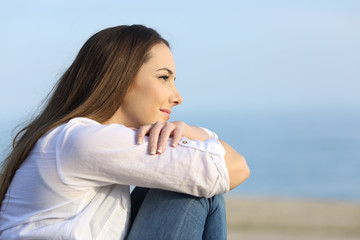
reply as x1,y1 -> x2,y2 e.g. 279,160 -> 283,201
1,0 -> 359,120
0,1 -> 360,201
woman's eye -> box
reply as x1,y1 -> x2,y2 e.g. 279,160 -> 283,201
159,76 -> 169,81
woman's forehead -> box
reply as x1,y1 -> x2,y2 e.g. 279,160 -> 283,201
144,43 -> 175,72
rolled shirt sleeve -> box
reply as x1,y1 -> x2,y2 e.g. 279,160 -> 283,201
56,118 -> 230,198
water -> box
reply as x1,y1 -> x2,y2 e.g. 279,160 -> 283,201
175,107 -> 360,202
1,108 -> 360,202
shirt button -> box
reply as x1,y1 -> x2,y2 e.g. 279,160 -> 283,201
182,140 -> 188,144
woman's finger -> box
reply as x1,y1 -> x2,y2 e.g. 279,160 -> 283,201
147,122 -> 165,155
156,123 -> 176,153
171,126 -> 184,147
135,124 -> 152,145
169,121 -> 186,147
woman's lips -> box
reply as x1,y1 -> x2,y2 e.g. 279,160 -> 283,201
160,109 -> 171,118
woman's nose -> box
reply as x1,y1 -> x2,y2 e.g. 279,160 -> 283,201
171,87 -> 183,106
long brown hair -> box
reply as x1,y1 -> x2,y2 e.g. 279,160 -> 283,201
0,25 -> 169,209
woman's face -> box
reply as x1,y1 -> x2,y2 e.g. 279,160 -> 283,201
106,43 -> 183,128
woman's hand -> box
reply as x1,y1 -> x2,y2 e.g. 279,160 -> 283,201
135,121 -> 214,155
136,121 -> 187,155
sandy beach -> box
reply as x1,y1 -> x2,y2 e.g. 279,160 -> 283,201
225,196 -> 360,240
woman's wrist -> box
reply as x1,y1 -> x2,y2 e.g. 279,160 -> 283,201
184,125 -> 215,141
198,127 -> 218,139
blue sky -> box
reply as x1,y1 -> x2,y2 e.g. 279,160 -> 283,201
1,0 -> 359,118
1,0 -> 360,200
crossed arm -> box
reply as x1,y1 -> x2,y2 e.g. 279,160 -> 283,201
135,121 -> 250,190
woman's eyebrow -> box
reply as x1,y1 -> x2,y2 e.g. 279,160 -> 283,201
156,68 -> 174,75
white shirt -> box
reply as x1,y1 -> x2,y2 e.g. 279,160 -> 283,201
0,117 -> 230,239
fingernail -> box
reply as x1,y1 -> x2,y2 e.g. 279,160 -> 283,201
150,147 -> 156,155
157,146 -> 162,153
137,138 -> 142,144
171,143 -> 176,147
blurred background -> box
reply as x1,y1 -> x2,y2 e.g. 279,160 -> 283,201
1,0 -> 359,239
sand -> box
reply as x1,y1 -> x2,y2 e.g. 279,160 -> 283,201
225,196 -> 360,240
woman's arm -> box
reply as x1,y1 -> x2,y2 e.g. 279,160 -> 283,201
186,125 -> 250,190
137,122 -> 250,190
57,118 -> 229,197
217,139 -> 250,190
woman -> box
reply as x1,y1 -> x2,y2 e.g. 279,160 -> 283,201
0,25 -> 250,239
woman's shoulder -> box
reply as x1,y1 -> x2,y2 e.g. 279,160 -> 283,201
59,117 -> 137,149
61,117 -> 131,133
36,117 -> 135,151
67,117 -> 102,126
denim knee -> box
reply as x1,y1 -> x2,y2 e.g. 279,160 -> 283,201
127,189 -> 227,240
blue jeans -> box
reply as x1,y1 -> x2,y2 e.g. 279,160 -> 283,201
127,187 -> 227,240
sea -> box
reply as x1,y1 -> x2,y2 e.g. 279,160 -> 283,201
1,107 -> 359,203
